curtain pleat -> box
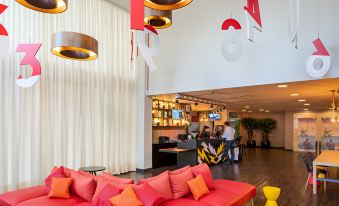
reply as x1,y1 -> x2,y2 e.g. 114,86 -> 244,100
0,0 -> 137,192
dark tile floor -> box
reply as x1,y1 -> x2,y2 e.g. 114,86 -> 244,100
120,148 -> 339,206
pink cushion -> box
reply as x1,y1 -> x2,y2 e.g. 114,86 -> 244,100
102,172 -> 134,184
92,176 -> 112,202
62,167 -> 76,178
169,166 -> 190,175
134,183 -> 166,206
138,171 -> 174,201
0,186 -> 47,206
70,171 -> 97,201
74,203 -> 92,206
92,184 -> 122,206
16,195 -> 85,206
169,168 -> 194,199
192,164 -> 216,190
45,167 -> 67,193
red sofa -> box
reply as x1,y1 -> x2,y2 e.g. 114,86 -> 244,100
0,166 -> 256,206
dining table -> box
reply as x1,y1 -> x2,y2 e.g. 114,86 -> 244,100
313,150 -> 339,194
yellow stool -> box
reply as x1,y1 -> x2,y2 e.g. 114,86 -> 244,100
263,186 -> 281,206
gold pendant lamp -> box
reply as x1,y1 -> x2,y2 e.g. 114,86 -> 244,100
15,0 -> 68,13
144,0 -> 193,11
51,32 -> 98,61
144,7 -> 172,29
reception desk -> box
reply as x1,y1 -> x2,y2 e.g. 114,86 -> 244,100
155,138 -> 240,168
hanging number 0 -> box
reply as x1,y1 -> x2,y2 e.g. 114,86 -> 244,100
137,25 -> 160,72
306,38 -> 331,78
244,0 -> 263,42
16,44 -> 42,88
221,19 -> 242,62
0,4 -> 9,59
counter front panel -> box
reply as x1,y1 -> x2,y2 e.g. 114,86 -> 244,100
197,139 -> 227,165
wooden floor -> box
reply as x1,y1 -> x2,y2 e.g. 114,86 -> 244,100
120,148 -> 339,206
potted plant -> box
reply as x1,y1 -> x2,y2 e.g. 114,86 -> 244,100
241,117 -> 258,147
257,118 -> 277,148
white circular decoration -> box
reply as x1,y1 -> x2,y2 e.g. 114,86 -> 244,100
306,55 -> 331,78
221,38 -> 242,62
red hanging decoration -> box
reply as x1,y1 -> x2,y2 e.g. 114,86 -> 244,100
130,0 -> 144,30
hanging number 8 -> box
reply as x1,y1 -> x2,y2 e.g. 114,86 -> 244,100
306,38 -> 331,78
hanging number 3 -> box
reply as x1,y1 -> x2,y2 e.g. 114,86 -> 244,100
306,38 -> 331,78
244,0 -> 263,42
16,44 -> 42,88
137,25 -> 160,72
0,4 -> 9,59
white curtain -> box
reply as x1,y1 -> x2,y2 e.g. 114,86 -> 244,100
0,0 -> 137,192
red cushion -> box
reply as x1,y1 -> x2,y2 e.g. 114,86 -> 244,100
0,186 -> 47,206
134,183 -> 166,206
70,171 -> 97,201
92,176 -> 112,202
45,167 -> 67,193
169,166 -> 190,175
16,195 -> 85,206
138,171 -> 174,201
102,172 -> 134,184
92,184 -> 122,206
192,164 -> 216,190
169,168 -> 194,199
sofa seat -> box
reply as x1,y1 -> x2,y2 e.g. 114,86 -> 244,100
0,185 -> 47,206
159,198 -> 213,206
73,202 -> 92,206
16,195 -> 85,206
185,180 -> 256,206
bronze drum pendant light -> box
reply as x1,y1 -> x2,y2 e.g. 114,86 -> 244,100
144,0 -> 193,11
51,32 -> 98,61
15,0 -> 68,13
144,7 -> 172,29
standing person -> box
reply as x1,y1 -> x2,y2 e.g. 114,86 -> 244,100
222,122 -> 235,165
199,126 -> 211,140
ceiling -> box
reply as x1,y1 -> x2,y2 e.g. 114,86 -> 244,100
156,78 -> 339,113
109,0 -> 130,10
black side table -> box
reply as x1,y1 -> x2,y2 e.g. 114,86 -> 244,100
79,166 -> 106,176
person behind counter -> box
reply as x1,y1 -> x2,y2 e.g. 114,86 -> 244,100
222,122 -> 235,165
199,126 -> 211,139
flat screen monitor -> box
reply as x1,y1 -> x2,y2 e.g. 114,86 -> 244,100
172,109 -> 183,120
209,113 -> 221,121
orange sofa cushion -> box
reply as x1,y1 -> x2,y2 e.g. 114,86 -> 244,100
48,177 -> 73,198
109,185 -> 143,206
187,175 -> 209,200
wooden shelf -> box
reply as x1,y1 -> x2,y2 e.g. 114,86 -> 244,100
153,126 -> 187,130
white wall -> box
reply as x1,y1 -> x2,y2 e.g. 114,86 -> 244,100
149,0 -> 339,95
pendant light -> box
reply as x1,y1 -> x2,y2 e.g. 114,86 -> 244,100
144,0 -> 193,11
144,7 -> 172,29
15,0 -> 68,13
51,32 -> 98,61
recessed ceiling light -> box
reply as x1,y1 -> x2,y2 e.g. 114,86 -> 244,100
277,85 -> 288,88
241,110 -> 247,112
304,103 -> 311,106
265,110 -> 270,113
244,106 -> 250,109
259,109 -> 265,112
298,99 -> 306,102
304,108 -> 309,111
248,111 -> 253,113
290,93 -> 299,96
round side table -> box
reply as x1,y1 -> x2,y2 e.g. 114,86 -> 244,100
79,166 -> 106,176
